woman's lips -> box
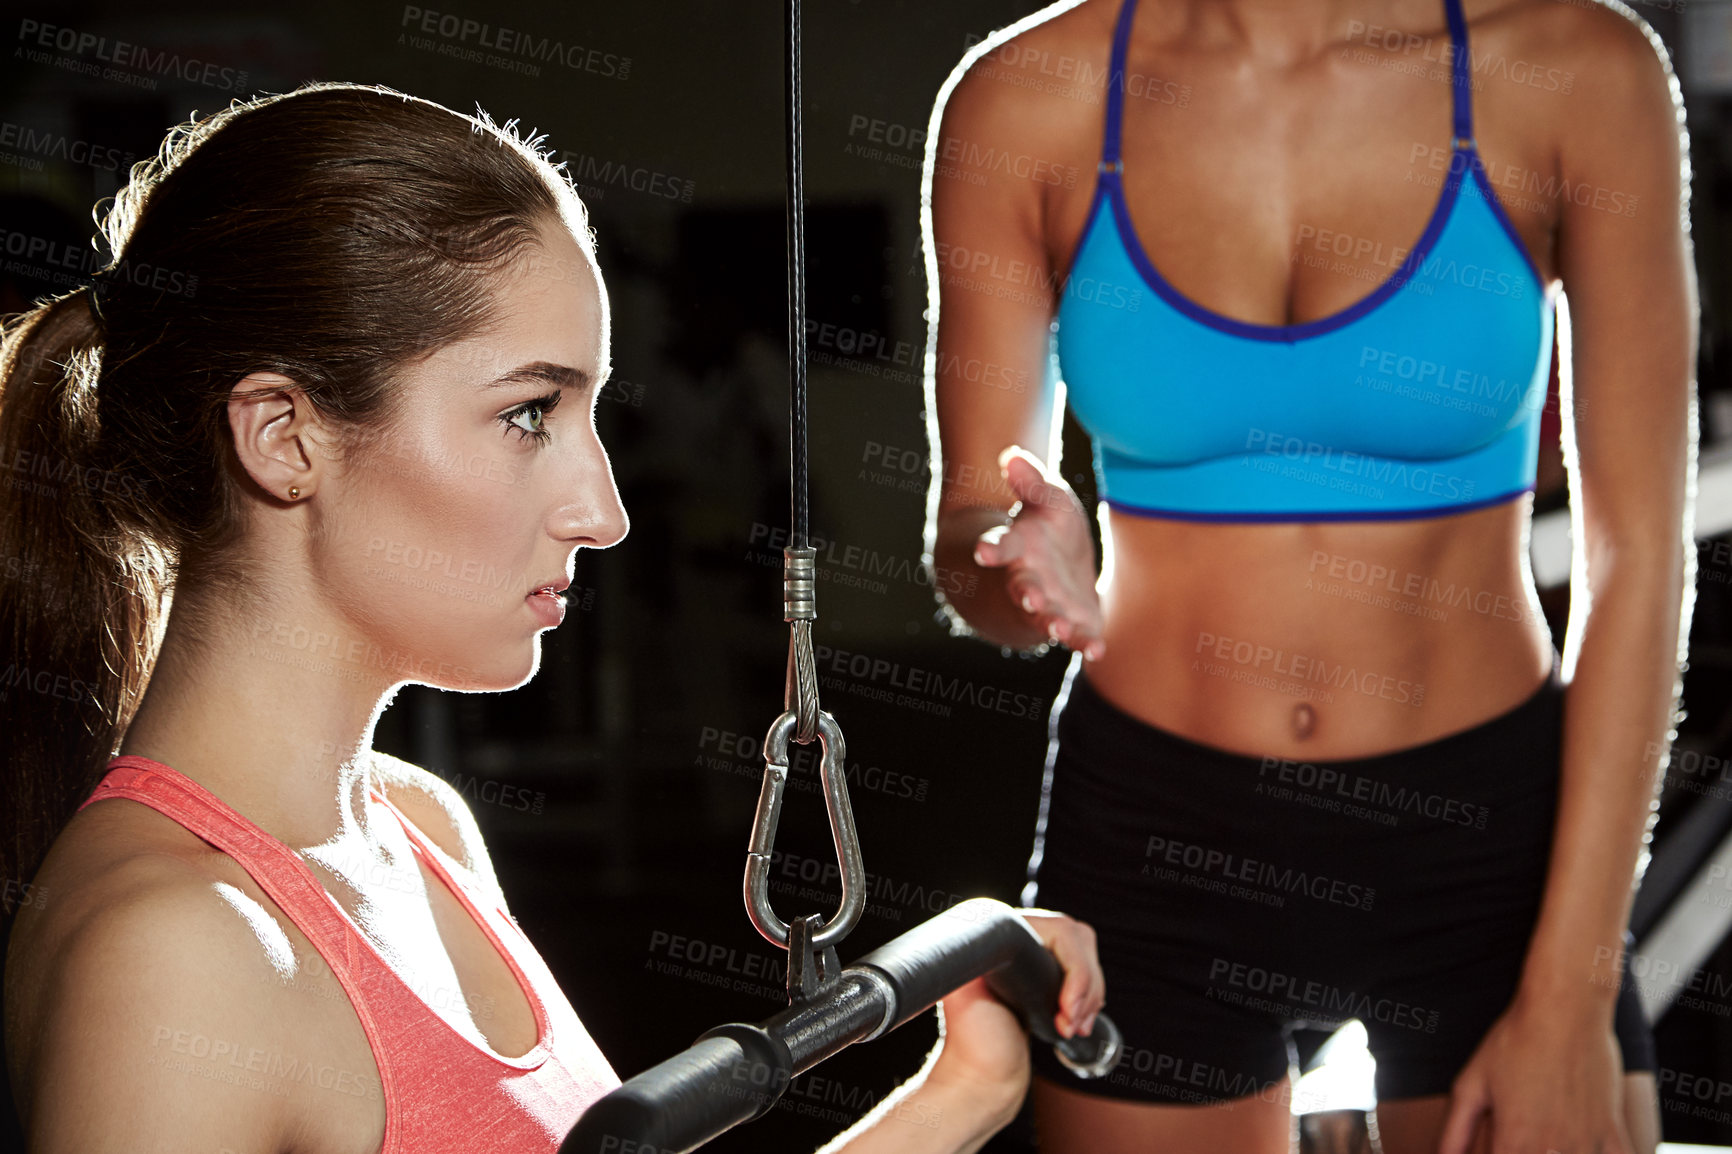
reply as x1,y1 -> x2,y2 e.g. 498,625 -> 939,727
526,588 -> 566,627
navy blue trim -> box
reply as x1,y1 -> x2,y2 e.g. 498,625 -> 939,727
1087,0 -> 1485,344
1100,485 -> 1535,524
1065,0 -> 1127,296
1059,180 -> 1114,293
1103,145 -> 1470,342
1101,0 -> 1138,167
1445,0 -> 1473,142
1467,150 -> 1545,290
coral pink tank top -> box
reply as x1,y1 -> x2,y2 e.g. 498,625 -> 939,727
78,755 -> 619,1153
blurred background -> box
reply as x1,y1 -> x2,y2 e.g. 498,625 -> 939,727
1,0 -> 1730,1150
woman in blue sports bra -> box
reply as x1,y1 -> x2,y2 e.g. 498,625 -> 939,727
922,0 -> 1694,1150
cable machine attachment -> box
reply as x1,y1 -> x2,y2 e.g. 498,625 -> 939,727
783,547 -> 818,742
562,900 -> 1123,1154
559,0 -> 1123,1147
745,0 -> 867,1005
744,709 -> 866,994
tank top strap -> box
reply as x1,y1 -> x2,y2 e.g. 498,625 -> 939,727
1100,0 -> 1139,173
1444,0 -> 1474,145
365,786 -> 506,921
79,756 -> 361,973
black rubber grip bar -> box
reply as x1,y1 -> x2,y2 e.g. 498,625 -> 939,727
559,898 -> 1121,1154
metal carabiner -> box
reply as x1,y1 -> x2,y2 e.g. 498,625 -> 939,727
744,708 -> 865,952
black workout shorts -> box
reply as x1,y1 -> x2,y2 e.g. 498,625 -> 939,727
1025,654 -> 1656,1105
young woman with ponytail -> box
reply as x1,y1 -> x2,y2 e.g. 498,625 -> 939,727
0,82 -> 1104,1154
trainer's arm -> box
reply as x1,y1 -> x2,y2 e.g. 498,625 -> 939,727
1441,9 -> 1695,1152
1520,13 -> 1695,1018
921,46 -> 1073,651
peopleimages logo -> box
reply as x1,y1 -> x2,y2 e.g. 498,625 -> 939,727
1208,957 -> 1440,1033
398,6 -> 630,78
552,149 -> 694,203
1193,630 -> 1427,707
15,19 -> 250,93
1143,835 -> 1376,912
1356,345 -> 1541,406
0,231 -> 197,298
1244,426 -> 1478,503
0,121 -> 133,173
1257,756 -> 1489,830
813,643 -> 1046,721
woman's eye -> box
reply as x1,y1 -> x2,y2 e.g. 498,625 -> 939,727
508,406 -> 546,438
501,392 -> 561,444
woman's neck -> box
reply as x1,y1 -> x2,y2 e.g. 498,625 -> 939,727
117,583 -> 399,855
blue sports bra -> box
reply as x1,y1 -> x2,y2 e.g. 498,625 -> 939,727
1056,0 -> 1555,522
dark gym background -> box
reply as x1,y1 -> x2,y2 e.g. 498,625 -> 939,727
1,1 -> 1728,1150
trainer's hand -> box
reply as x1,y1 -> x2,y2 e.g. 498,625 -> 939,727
972,447 -> 1105,660
1438,990 -> 1631,1154
926,909 -> 1106,1101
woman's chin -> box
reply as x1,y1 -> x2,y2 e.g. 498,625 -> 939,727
415,643 -> 540,694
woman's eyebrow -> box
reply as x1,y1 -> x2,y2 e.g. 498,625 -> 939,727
484,361 -> 590,391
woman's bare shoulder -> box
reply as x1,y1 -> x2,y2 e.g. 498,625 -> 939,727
1471,0 -> 1677,94
1468,0 -> 1682,189
6,805 -> 298,1054
9,794 -> 227,973
5,825 -> 301,1151
933,0 -> 1119,150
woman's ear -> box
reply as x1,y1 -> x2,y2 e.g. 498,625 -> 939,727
227,371 -> 328,502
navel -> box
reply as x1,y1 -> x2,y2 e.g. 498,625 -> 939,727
1291,702 -> 1317,741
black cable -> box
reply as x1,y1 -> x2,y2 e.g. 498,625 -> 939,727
785,0 -> 808,550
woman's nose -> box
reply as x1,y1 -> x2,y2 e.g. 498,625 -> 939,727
557,448 -> 629,548
592,481 -> 629,548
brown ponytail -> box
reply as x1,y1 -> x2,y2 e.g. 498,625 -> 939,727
0,81 -> 582,928
0,283 -> 168,924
